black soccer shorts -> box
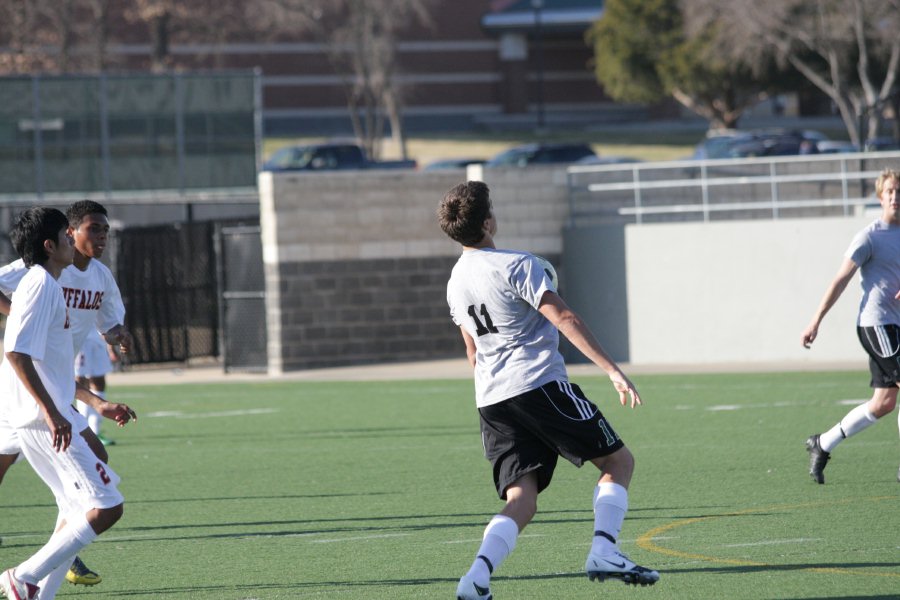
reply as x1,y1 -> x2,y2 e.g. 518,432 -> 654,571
478,380 -> 625,499
857,325 -> 900,388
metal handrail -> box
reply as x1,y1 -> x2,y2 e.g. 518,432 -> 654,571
568,150 -> 900,224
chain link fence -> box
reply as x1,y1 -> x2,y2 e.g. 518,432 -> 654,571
0,71 -> 261,199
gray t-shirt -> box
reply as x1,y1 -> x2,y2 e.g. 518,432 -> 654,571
846,219 -> 900,326
447,248 -> 568,407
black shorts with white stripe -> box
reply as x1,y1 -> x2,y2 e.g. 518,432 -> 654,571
857,325 -> 900,388
478,380 -> 625,499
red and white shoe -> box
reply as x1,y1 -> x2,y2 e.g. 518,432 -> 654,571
0,569 -> 39,600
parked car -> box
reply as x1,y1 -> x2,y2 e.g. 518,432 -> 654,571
728,130 -> 822,157
864,137 -> 900,152
691,130 -> 755,159
693,129 -> 830,159
485,143 -> 596,167
261,142 -> 416,172
422,157 -> 486,171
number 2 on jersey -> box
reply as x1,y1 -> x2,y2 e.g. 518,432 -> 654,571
467,304 -> 499,336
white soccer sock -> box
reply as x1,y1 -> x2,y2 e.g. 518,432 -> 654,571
35,555 -> 75,600
819,403 -> 878,452
591,482 -> 628,555
77,391 -> 104,435
466,515 -> 518,586
14,513 -> 97,585
35,514 -> 74,600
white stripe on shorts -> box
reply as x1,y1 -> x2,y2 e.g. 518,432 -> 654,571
557,381 -> 596,419
869,325 -> 900,359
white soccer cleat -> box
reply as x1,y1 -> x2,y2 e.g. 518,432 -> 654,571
0,569 -> 39,600
585,550 -> 659,586
456,571 -> 492,600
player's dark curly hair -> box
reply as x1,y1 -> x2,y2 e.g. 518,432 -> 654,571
10,207 -> 69,267
438,181 -> 492,246
66,200 -> 108,229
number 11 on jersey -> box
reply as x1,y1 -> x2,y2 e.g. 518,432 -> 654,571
467,303 -> 499,336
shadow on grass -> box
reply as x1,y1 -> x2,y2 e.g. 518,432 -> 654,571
663,562 -> 900,575
28,563 -> 900,597
76,565 -> 900,597
768,597 -> 900,600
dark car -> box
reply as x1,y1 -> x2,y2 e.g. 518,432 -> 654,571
692,131 -> 756,159
692,129 -> 830,159
864,137 -> 900,152
261,142 -> 416,172
485,143 -> 596,167
726,129 -> 829,158
262,143 -> 368,171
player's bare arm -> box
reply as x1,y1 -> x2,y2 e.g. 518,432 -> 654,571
5,350 -> 72,451
0,292 -> 10,316
802,257 -> 859,348
538,291 -> 642,408
102,324 -> 133,355
75,383 -> 137,427
460,327 -> 477,368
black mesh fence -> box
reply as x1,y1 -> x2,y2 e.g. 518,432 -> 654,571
116,221 -> 219,364
217,224 -> 267,372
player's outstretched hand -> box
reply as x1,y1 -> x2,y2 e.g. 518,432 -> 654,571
44,410 -> 72,452
103,326 -> 134,355
801,322 -> 818,348
609,370 -> 642,408
100,403 -> 137,427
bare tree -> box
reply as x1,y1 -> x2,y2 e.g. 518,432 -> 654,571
189,0 -> 255,69
81,0 -> 114,71
122,0 -> 188,72
256,0 -> 435,160
0,0 -> 57,74
688,0 -> 900,145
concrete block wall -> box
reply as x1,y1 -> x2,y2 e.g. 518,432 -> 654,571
259,168 -> 570,373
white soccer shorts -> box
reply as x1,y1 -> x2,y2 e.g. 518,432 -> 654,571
17,423 -> 123,515
74,333 -> 113,379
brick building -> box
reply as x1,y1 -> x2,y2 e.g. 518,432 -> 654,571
118,1 -> 650,135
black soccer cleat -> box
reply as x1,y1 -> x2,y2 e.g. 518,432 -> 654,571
586,551 -> 659,587
806,434 -> 830,484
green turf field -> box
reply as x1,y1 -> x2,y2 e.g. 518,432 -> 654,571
1,370 -> 898,599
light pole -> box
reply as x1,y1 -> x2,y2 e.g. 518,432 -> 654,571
531,0 -> 545,129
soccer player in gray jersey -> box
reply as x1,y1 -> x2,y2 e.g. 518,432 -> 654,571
439,181 -> 658,600
802,168 -> 900,484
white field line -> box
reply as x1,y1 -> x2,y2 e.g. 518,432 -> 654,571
144,408 -> 278,419
702,399 -> 867,412
444,534 -> 545,544
310,533 -> 412,543
722,537 -> 821,548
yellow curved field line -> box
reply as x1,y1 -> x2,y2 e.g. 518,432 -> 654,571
635,496 -> 900,579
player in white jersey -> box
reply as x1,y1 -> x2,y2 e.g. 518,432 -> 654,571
0,207 -> 136,600
802,168 -> 900,484
0,200 -> 133,587
439,182 -> 658,600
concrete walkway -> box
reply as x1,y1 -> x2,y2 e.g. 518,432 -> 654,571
106,358 -> 863,386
